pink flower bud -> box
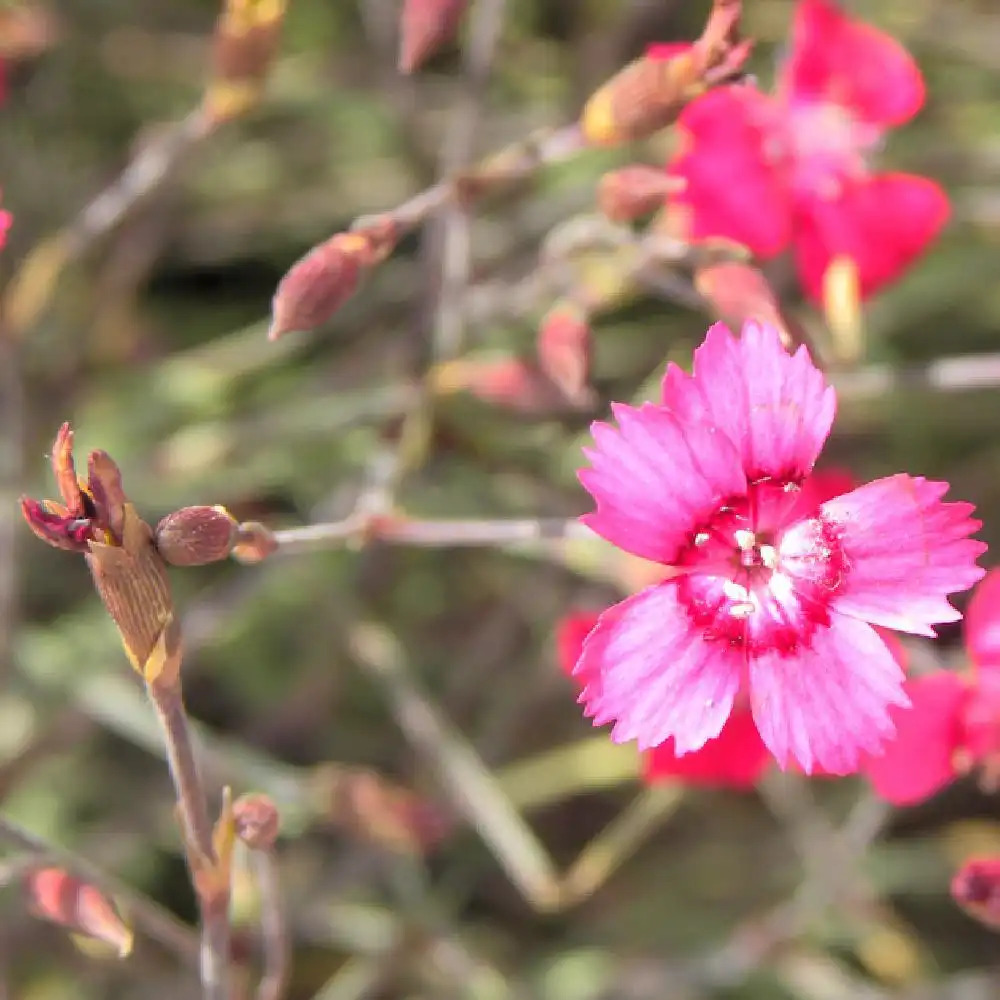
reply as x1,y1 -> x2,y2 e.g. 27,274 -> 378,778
398,0 -> 468,74
536,301 -> 591,401
598,166 -> 681,223
952,857 -> 1000,931
269,218 -> 400,340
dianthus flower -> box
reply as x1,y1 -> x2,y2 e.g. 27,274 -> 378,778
664,0 -> 948,302
572,320 -> 985,774
559,610 -> 770,790
865,570 -> 1000,805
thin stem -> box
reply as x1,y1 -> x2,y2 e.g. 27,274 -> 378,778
0,813 -> 199,963
432,0 -> 508,360
271,516 -> 593,554
149,682 -> 231,1000
253,850 -> 290,1000
2,110 -> 214,338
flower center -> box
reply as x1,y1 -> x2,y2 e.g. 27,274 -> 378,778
674,479 -> 848,655
781,98 -> 880,201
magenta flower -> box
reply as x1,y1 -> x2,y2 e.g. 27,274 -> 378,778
665,0 -> 948,302
559,610 -> 771,791
573,320 -> 985,774
865,569 -> 1000,805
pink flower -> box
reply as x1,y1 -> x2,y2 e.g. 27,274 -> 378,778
866,570 -> 1000,805
559,610 -> 772,791
573,320 -> 985,775
665,0 -> 948,302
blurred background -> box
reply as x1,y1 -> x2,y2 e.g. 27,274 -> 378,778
2,0 -> 1000,997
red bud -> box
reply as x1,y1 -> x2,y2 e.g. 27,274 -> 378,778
598,166 -> 681,223
25,867 -> 133,957
398,0 -> 468,74
431,357 -> 574,415
952,857 -> 1000,931
269,219 -> 400,340
536,301 -> 591,401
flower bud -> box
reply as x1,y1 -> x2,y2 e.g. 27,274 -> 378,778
231,521 -> 278,564
694,259 -> 794,348
233,793 -> 280,851
269,218 -> 400,340
598,166 -> 681,223
155,505 -> 238,566
951,857 -> 1000,931
430,357 -> 571,415
398,0 -> 468,74
536,301 -> 591,401
25,867 -> 133,958
580,0 -> 750,148
204,0 -> 287,123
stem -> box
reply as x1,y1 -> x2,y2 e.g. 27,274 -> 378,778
149,682 -> 231,1000
271,516 -> 593,554
253,850 -> 290,1000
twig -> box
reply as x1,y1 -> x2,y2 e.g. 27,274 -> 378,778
432,0 -> 509,360
0,813 -> 199,964
148,682 -> 231,1000
347,620 -> 562,912
252,850 -> 289,1000
271,515 -> 593,554
2,109 -> 214,338
64,110 -> 214,257
831,351 -> 1000,399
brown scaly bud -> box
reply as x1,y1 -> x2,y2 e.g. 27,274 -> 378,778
268,217 -> 401,340
398,0 -> 468,74
580,0 -> 750,147
204,0 -> 287,124
231,521 -> 278,564
536,300 -> 592,402
21,424 -> 180,688
155,505 -> 239,566
951,857 -> 1000,931
232,793 -> 280,851
598,166 -> 682,224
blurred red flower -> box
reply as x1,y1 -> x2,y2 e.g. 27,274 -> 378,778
866,569 -> 1000,805
664,0 -> 948,302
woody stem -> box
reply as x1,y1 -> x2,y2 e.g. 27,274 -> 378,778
149,680 -> 230,1000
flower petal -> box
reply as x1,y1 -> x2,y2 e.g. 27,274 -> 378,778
575,582 -> 743,753
668,86 -> 792,257
964,569 -> 1000,670
788,466 -> 855,521
555,611 -> 600,677
579,400 -> 746,565
794,173 -> 949,303
779,0 -> 925,127
749,613 -> 908,774
660,321 -> 836,482
822,475 -> 986,636
641,705 -> 771,790
865,672 -> 966,805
